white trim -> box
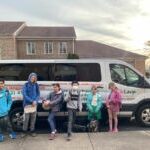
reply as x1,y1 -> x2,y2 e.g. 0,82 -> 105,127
17,36 -> 75,39
73,38 -> 75,54
13,23 -> 26,36
44,41 -> 53,54
0,59 -> 132,64
26,41 -> 36,55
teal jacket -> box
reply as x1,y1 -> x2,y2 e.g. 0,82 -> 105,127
0,88 -> 12,117
86,92 -> 103,112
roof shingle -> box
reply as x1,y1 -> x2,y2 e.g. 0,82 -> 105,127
17,26 -> 76,38
0,21 -> 25,36
75,40 -> 146,59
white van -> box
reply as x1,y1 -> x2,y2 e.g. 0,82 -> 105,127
0,59 -> 150,130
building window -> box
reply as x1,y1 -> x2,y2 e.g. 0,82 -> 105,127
59,42 -> 67,54
26,42 -> 36,55
44,42 -> 53,54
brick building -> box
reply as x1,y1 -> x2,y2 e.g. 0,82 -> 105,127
0,21 -> 147,74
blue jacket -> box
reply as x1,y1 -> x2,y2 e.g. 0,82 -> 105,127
86,92 -> 103,112
0,88 -> 12,117
22,73 -> 40,107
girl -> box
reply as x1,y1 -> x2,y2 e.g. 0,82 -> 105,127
44,83 -> 63,140
106,82 -> 122,133
86,85 -> 103,131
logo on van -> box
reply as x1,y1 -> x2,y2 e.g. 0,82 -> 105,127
124,90 -> 136,95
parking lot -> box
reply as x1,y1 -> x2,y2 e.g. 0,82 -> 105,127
0,118 -> 150,150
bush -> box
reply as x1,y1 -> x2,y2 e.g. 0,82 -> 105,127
67,53 -> 79,59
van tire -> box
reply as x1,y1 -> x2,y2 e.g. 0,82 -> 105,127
9,108 -> 24,131
135,104 -> 150,127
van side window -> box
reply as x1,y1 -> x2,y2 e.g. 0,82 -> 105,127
53,63 -> 101,81
0,64 -> 25,81
53,64 -> 77,81
110,64 -> 142,87
76,63 -> 101,81
0,63 -> 101,82
125,67 -> 140,86
110,64 -> 126,85
20,64 -> 50,81
0,64 -> 50,81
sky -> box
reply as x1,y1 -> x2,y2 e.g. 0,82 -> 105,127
1,0 -> 150,56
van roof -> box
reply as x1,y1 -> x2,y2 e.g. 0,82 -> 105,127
0,59 -> 127,64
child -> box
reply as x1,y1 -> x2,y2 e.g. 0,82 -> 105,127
86,85 -> 103,131
46,83 -> 63,140
0,80 -> 17,142
106,82 -> 122,133
65,81 -> 82,141
22,73 -> 40,137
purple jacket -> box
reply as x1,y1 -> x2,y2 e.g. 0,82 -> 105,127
106,89 -> 122,106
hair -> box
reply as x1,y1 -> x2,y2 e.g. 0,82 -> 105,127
0,79 -> 5,84
71,81 -> 79,86
52,83 -> 61,89
108,82 -> 117,89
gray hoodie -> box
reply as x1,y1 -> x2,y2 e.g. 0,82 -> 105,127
65,89 -> 82,111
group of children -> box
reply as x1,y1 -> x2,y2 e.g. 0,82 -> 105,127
0,72 -> 122,142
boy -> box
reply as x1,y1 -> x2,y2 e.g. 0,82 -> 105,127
0,80 -> 16,142
22,73 -> 40,137
65,81 -> 82,141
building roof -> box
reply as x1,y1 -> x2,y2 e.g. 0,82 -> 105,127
75,40 -> 146,59
17,26 -> 76,38
0,21 -> 25,36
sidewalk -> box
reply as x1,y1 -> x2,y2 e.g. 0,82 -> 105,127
0,131 -> 150,150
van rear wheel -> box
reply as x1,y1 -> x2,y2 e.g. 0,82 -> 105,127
135,104 -> 150,127
9,108 -> 24,131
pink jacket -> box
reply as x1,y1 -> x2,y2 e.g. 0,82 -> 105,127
106,89 -> 122,107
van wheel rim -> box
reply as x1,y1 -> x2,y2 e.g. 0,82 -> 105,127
141,108 -> 150,125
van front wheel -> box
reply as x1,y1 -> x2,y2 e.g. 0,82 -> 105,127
135,104 -> 150,127
9,108 -> 24,131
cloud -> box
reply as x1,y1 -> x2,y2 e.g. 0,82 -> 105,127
0,0 -> 150,54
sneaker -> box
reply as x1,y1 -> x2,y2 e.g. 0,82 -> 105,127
113,128 -> 118,133
66,133 -> 72,141
30,132 -> 37,137
49,133 -> 55,140
9,132 -> 17,139
0,134 -> 4,142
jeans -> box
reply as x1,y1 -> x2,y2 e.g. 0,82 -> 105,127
67,108 -> 76,134
48,112 -> 56,133
0,115 -> 13,134
23,112 -> 37,132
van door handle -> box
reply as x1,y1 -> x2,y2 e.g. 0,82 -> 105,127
97,86 -> 104,89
